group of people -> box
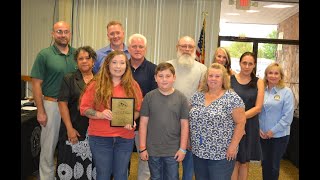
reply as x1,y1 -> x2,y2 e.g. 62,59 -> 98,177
30,20 -> 294,180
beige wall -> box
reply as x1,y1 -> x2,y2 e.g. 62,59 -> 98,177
277,13 -> 299,109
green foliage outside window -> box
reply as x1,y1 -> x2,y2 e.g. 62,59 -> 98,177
225,30 -> 277,60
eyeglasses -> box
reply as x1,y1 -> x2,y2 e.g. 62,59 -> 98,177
178,44 -> 195,50
131,45 -> 145,49
55,30 -> 70,35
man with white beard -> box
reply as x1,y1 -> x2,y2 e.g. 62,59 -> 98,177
167,36 -> 207,180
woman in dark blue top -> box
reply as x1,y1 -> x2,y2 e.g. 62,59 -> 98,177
231,52 -> 264,180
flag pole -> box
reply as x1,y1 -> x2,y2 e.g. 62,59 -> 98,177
201,12 -> 208,64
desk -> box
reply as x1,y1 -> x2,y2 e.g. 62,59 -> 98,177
21,110 -> 41,179
284,116 -> 299,168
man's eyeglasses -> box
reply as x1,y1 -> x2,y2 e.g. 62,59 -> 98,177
178,44 -> 195,50
55,30 -> 70,35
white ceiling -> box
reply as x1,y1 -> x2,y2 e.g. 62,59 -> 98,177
220,0 -> 299,25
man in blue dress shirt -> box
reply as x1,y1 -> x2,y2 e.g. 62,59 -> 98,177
93,20 -> 130,73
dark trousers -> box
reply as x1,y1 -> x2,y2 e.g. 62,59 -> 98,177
260,135 -> 289,180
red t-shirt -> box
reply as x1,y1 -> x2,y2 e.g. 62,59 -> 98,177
80,81 -> 143,139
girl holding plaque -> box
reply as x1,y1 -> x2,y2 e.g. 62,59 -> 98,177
80,50 -> 143,180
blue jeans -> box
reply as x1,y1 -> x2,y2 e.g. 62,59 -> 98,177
193,155 -> 235,180
148,156 -> 179,180
260,136 -> 289,180
182,150 -> 194,180
89,136 -> 134,180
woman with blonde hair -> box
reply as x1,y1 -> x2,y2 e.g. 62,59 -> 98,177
213,47 -> 236,76
189,63 -> 246,180
259,62 -> 294,180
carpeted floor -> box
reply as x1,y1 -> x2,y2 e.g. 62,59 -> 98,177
129,152 -> 299,180
27,152 -> 299,180
246,159 -> 299,180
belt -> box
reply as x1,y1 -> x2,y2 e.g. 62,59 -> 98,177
44,96 -> 58,102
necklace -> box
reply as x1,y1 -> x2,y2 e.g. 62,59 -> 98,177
83,74 -> 93,84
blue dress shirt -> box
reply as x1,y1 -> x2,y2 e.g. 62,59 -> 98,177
259,86 -> 294,138
93,44 -> 130,73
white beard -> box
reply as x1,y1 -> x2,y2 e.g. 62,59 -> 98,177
176,51 -> 195,68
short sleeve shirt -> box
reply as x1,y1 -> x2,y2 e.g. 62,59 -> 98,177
189,90 -> 245,160
140,89 -> 189,156
30,45 -> 77,98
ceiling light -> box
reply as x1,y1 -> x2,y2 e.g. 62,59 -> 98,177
225,13 -> 240,16
263,4 -> 294,9
246,10 -> 259,13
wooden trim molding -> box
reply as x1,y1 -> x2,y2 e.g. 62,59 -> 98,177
21,75 -> 32,82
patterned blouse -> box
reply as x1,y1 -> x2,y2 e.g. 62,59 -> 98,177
189,89 -> 245,160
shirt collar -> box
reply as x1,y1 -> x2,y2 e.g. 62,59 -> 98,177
103,43 -> 129,53
74,69 -> 83,80
52,44 -> 73,55
265,85 -> 281,94
129,58 -> 146,68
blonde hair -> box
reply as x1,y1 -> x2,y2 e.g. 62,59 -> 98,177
92,50 -> 140,108
263,62 -> 285,89
107,20 -> 123,30
199,63 -> 231,93
213,47 -> 232,75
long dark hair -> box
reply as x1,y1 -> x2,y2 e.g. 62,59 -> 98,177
239,52 -> 257,87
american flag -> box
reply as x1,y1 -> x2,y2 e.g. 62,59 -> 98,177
196,19 -> 205,64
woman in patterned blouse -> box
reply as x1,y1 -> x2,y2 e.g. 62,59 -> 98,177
189,63 -> 246,180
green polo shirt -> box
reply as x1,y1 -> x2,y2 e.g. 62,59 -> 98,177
30,44 -> 77,98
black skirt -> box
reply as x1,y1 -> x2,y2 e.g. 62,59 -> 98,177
56,135 -> 96,180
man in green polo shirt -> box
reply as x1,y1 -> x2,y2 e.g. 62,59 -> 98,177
30,21 -> 77,180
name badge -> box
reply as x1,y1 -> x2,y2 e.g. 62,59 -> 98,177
274,95 -> 280,101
